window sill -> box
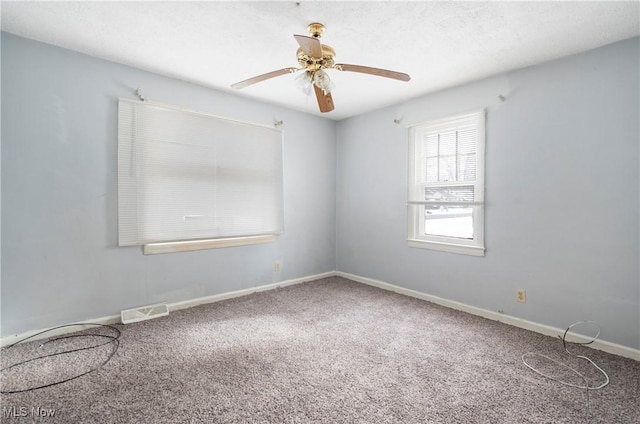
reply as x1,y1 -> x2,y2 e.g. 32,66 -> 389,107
144,235 -> 277,255
407,239 -> 485,257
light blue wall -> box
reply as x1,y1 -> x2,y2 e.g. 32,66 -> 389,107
1,33 -> 337,336
336,37 -> 640,349
3,32 -> 639,351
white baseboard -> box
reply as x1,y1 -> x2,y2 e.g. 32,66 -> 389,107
337,271 -> 640,361
4,270 -> 637,362
167,271 -> 336,312
0,315 -> 122,348
0,271 -> 336,347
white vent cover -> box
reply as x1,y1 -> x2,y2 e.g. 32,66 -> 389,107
121,303 -> 169,324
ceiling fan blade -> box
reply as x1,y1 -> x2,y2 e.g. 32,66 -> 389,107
334,64 -> 411,82
314,85 -> 335,113
231,67 -> 298,89
294,34 -> 322,59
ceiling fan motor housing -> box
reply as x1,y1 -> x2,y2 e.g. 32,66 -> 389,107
296,44 -> 335,71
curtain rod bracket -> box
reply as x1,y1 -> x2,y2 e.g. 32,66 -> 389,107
135,88 -> 146,102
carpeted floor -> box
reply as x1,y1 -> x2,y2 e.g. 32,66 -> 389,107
1,276 -> 639,423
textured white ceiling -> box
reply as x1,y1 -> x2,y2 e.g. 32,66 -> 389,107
2,1 -> 639,120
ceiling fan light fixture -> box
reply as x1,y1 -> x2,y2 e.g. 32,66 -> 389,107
295,71 -> 313,96
312,69 -> 334,94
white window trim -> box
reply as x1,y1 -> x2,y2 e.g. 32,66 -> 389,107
407,109 -> 486,256
407,239 -> 485,257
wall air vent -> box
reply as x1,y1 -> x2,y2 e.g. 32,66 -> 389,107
121,303 -> 169,324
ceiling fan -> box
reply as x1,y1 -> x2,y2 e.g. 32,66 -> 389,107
231,23 -> 411,113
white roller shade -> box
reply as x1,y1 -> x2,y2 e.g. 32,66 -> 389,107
118,99 -> 284,246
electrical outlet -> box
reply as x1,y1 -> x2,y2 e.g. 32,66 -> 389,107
274,261 -> 281,272
517,289 -> 526,303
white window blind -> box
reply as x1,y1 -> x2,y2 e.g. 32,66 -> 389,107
118,99 -> 284,247
408,109 -> 485,256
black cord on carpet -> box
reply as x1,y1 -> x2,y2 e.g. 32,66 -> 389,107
0,323 -> 121,394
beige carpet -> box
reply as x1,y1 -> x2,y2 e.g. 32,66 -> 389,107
2,276 -> 639,423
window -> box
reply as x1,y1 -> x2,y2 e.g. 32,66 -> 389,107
118,99 -> 284,254
408,109 -> 485,256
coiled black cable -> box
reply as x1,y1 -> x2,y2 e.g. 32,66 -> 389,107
1,323 -> 121,394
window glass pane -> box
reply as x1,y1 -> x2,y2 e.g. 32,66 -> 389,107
424,205 -> 474,239
423,186 -> 475,240
426,157 -> 438,182
457,153 -> 476,181
457,128 -> 477,154
425,134 -> 438,157
439,131 -> 456,156
438,156 -> 456,182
